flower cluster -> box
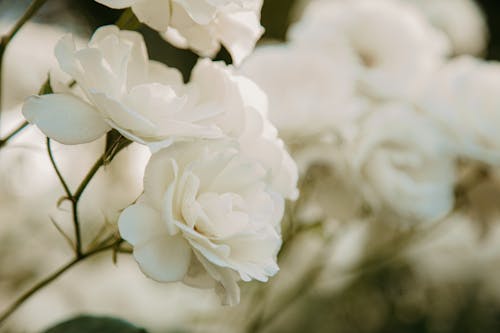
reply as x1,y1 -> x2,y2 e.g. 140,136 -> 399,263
241,0 -> 490,225
95,0 -> 264,65
22,20 -> 297,304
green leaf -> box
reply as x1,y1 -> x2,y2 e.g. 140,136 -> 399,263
42,315 -> 148,333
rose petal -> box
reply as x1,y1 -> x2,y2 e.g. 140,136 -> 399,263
22,93 -> 110,144
132,0 -> 171,31
118,203 -> 163,245
94,0 -> 138,9
176,0 -> 217,25
216,10 -> 264,66
134,234 -> 192,282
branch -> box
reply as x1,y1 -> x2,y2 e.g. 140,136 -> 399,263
0,121 -> 29,148
0,0 -> 49,115
46,138 -> 73,201
0,238 -> 123,326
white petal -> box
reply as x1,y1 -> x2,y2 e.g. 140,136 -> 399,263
95,0 -> 138,9
195,252 -> 240,305
144,153 -> 178,207
216,10 -> 264,66
134,234 -> 192,282
22,94 -> 110,144
54,34 -> 79,79
147,60 -> 184,88
118,202 -> 163,245
132,0 -> 171,31
90,92 -> 156,134
175,0 -> 217,24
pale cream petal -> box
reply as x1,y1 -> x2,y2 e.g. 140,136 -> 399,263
22,94 -> 110,144
134,234 -> 192,282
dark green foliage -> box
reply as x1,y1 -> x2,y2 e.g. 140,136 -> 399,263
42,315 -> 148,333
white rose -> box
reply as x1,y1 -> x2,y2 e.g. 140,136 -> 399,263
186,58 -> 300,199
95,0 -> 264,65
406,0 -> 488,56
21,25 -> 299,199
289,0 -> 450,101
347,102 -> 456,223
22,25 -> 223,147
419,56 -> 500,165
21,27 -> 273,143
118,140 -> 283,305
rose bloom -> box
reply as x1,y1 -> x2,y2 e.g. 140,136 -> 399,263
419,56 -> 500,165
119,140 -> 283,305
407,0 -> 488,56
95,0 -> 264,65
288,0 -> 450,101
22,25 -> 220,147
22,25 -> 299,200
346,102 -> 456,223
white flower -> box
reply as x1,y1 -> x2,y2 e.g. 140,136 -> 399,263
240,43 -> 364,141
22,25 -> 222,147
406,0 -> 488,56
22,25 -> 298,199
118,140 -> 283,305
180,56 -> 299,200
288,0 -> 450,101
347,102 -> 456,223
419,56 -> 500,165
95,0 -> 264,65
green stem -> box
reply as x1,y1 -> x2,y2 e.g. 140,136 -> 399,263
46,133 -> 130,258
0,0 -> 49,117
73,153 -> 106,202
0,121 -> 29,148
46,138 -> 73,202
46,138 -> 83,256
116,8 -> 142,30
0,238 -> 123,326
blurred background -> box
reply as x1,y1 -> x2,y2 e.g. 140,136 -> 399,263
2,0 -> 500,332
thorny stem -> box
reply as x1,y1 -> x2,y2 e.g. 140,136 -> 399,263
0,238 -> 123,326
0,0 -> 49,122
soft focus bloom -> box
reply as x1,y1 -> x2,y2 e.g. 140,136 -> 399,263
289,0 -> 450,101
346,102 -> 456,223
407,0 -> 488,56
240,43 -> 364,141
95,0 -> 264,65
419,56 -> 500,165
118,140 -> 283,305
